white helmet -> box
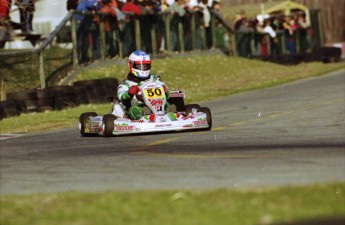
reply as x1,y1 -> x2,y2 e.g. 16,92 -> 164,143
128,50 -> 151,79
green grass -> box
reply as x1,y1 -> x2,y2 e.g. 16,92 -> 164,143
1,183 -> 344,225
1,54 -> 345,133
0,48 -> 71,92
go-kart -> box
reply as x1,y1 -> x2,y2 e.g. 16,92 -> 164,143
79,77 -> 212,137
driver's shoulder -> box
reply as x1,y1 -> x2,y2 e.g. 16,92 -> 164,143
119,79 -> 137,87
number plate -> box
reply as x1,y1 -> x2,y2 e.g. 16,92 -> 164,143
143,87 -> 164,99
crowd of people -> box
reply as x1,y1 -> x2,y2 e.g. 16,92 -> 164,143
0,0 -> 36,48
1,0 -> 316,61
233,10 -> 316,57
66,0 -> 223,63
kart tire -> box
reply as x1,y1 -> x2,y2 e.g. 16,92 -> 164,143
80,112 -> 98,137
103,114 -> 116,137
198,107 -> 212,130
184,104 -> 200,116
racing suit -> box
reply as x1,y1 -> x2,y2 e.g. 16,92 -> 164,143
117,73 -> 171,120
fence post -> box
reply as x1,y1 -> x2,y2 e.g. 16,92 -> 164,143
191,13 -> 196,50
151,23 -> 157,55
134,16 -> 141,50
178,19 -> 184,52
295,30 -> 300,53
70,13 -> 78,68
201,26 -> 206,49
38,51 -> 46,89
211,13 -> 216,49
250,32 -> 255,55
231,32 -> 237,56
266,34 -> 271,55
0,79 -> 5,101
164,13 -> 171,53
280,32 -> 286,54
99,15 -> 106,59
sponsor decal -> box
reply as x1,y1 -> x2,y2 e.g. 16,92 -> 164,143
155,124 -> 172,128
147,98 -> 164,111
91,122 -> 100,127
170,93 -> 185,98
114,123 -> 135,131
193,119 -> 207,127
148,98 -> 163,106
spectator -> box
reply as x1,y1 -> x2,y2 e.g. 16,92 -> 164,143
297,13 -> 310,52
236,19 -> 254,57
211,0 -> 222,20
198,0 -> 210,28
0,0 -> 13,48
233,9 -> 245,31
168,0 -> 186,51
121,0 -> 142,16
159,0 -> 169,11
156,0 -> 169,52
260,18 -> 277,56
283,16 -> 298,53
76,0 -> 101,63
211,0 -> 228,50
95,0 -> 119,58
14,0 -> 35,33
181,0 -> 194,51
121,0 -> 142,56
168,0 -> 185,17
189,1 -> 203,49
140,0 -> 157,53
198,0 -> 212,48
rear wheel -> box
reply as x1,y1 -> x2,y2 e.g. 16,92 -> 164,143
103,114 -> 116,137
184,104 -> 200,116
199,107 -> 212,130
80,112 -> 98,136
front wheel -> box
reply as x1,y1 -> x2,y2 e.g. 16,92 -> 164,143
199,107 -> 212,130
103,114 -> 116,137
80,112 -> 98,136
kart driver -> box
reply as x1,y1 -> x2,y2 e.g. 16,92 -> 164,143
117,50 -> 174,120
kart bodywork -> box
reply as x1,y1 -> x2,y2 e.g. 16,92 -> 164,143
79,78 -> 212,137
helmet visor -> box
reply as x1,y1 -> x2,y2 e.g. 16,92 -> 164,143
133,60 -> 151,71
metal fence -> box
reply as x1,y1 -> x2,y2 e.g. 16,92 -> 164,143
0,8 -> 323,95
0,10 -> 221,93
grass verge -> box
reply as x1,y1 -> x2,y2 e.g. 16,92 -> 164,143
1,183 -> 344,225
1,54 -> 344,134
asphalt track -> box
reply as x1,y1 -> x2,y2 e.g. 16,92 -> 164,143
1,69 -> 344,195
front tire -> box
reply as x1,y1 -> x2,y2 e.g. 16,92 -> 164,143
103,114 -> 116,137
80,112 -> 98,136
199,107 -> 212,130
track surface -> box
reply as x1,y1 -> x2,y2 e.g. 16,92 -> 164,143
1,70 -> 344,195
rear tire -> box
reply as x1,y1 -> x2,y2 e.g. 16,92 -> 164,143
103,114 -> 116,137
199,107 -> 212,130
184,104 -> 200,116
80,112 -> 98,136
